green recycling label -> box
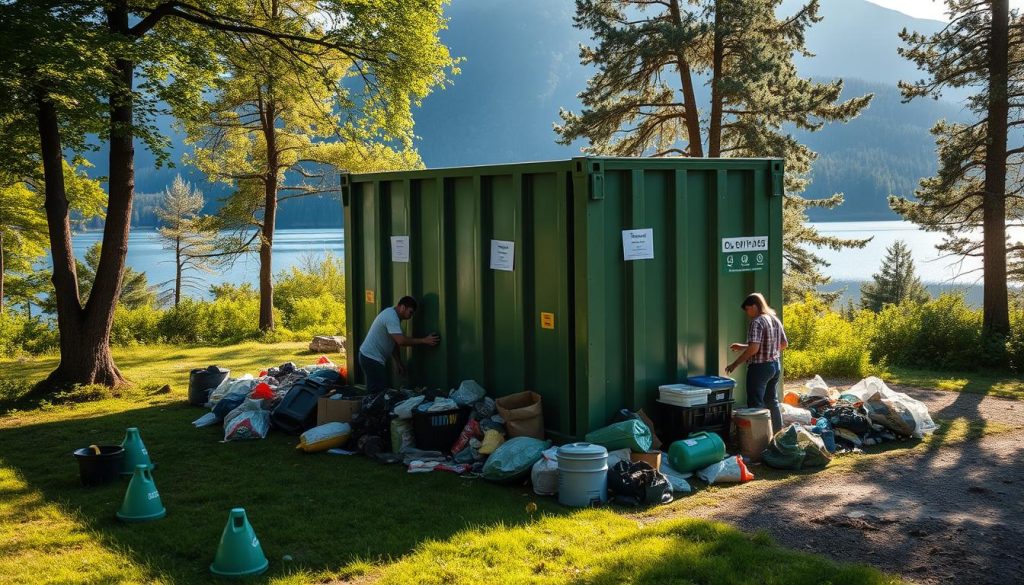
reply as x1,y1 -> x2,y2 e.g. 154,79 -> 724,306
722,236 -> 768,273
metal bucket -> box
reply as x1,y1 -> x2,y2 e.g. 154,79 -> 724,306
557,442 -> 608,507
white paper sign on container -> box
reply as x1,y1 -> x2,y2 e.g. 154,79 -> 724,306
621,229 -> 654,261
390,236 -> 410,263
490,240 -> 515,271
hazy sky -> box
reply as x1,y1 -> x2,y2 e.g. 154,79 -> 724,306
867,0 -> 1024,21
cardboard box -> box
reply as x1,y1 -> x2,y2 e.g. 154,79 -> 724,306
317,394 -> 362,425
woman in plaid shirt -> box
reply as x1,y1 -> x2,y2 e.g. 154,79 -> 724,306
725,292 -> 789,434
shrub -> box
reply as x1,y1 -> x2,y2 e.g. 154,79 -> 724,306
0,313 -> 58,357
1008,304 -> 1024,373
781,298 -> 875,379
871,293 -> 985,371
286,293 -> 346,335
112,304 -> 162,345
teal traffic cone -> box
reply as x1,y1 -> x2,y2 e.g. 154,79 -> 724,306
120,427 -> 153,476
210,508 -> 269,577
116,464 -> 166,522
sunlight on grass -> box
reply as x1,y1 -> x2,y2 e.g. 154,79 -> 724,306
884,367 -> 1024,399
370,509 -> 899,585
0,466 -> 157,584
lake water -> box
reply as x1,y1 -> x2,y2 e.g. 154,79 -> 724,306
62,221 -> 1019,302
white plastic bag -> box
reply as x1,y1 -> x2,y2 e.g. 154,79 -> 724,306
659,462 -> 693,493
780,403 -> 814,425
209,374 -> 254,405
223,399 -> 270,441
394,396 -> 425,419
696,455 -> 754,484
606,448 -> 632,470
805,375 -> 839,400
450,380 -> 487,406
426,397 -> 459,412
192,412 -> 218,428
530,447 -> 560,496
847,377 -> 937,438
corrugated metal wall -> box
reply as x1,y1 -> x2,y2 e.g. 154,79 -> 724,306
344,157 -> 783,439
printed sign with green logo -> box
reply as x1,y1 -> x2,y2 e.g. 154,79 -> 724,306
722,236 -> 768,273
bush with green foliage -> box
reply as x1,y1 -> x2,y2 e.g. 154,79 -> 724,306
111,305 -> 163,346
0,313 -> 58,356
781,296 -> 876,379
274,254 -> 346,335
870,293 -> 986,371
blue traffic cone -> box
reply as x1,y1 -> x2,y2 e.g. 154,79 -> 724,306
210,508 -> 269,577
116,464 -> 166,522
120,427 -> 153,476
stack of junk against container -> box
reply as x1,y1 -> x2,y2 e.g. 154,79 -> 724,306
185,158 -> 937,506
188,361 -> 937,506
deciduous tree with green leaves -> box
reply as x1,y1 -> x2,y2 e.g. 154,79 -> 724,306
555,0 -> 873,303
0,0 -> 454,390
893,0 -> 1022,343
859,240 -> 930,311
186,0 -> 455,331
155,174 -> 216,307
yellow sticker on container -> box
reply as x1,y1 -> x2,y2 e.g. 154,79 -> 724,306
540,312 -> 555,330
365,290 -> 375,304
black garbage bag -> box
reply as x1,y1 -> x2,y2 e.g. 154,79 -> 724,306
607,460 -> 673,506
350,389 -> 408,454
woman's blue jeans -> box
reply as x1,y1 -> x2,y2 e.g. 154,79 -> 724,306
746,360 -> 783,433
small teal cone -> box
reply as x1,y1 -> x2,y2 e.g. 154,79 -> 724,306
120,427 -> 153,475
210,508 -> 269,577
116,465 -> 166,522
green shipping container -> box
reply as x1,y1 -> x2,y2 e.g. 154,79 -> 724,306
342,157 -> 784,440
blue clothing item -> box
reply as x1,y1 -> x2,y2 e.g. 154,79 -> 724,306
359,307 -> 403,365
359,352 -> 389,394
746,360 -> 783,434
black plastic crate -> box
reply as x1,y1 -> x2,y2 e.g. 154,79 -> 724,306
657,400 -> 734,447
708,386 -> 734,404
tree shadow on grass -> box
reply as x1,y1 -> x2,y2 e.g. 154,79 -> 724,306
0,402 -> 570,584
681,402 -> 1024,585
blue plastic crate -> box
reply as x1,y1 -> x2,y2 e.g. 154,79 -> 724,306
685,376 -> 736,404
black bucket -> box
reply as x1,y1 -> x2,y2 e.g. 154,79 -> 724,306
189,365 -> 230,406
73,446 -> 125,486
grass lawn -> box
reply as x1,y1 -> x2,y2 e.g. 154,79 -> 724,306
0,344 -> 902,584
883,366 -> 1024,399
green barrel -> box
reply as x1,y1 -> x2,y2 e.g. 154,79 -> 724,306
667,431 -> 726,472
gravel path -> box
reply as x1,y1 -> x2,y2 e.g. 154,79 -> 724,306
680,386 -> 1024,584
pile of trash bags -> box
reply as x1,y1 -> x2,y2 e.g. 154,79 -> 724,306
764,375 -> 938,469
191,356 -> 347,442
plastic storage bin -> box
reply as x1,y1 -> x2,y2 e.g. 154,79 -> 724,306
271,379 -> 332,434
412,407 -> 470,452
658,384 -> 710,407
685,376 -> 736,404
657,400 -> 734,446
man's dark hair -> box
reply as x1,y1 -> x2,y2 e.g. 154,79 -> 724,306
397,296 -> 418,311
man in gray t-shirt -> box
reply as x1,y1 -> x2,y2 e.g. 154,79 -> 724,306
358,296 -> 439,392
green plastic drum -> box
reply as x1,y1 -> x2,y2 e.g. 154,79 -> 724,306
667,431 -> 726,473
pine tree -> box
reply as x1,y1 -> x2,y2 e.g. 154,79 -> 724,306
555,0 -> 873,303
893,0 -> 1022,340
860,240 -> 930,311
155,175 -> 216,307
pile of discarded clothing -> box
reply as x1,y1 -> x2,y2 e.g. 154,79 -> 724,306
763,375 -> 938,469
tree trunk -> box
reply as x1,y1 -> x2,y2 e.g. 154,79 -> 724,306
669,0 -> 704,157
39,3 -> 133,390
0,233 -> 5,315
259,99 -> 278,332
174,235 -> 182,307
983,0 -> 1010,339
707,3 -> 724,157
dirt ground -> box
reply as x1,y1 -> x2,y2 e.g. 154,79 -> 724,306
681,385 -> 1024,584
